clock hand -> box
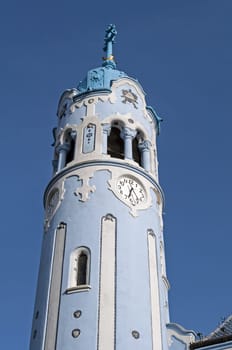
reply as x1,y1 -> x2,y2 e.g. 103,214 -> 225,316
128,185 -> 133,197
131,188 -> 138,201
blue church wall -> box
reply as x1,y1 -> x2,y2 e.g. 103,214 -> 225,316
170,336 -> 188,350
30,161 -> 170,349
53,170 -> 162,349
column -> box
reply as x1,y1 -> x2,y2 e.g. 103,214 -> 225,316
138,140 -> 152,171
57,143 -> 70,172
52,159 -> 58,174
121,127 -> 136,160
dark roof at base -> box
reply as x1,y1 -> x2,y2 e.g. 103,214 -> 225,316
208,315 -> 232,339
190,334 -> 232,349
190,315 -> 232,349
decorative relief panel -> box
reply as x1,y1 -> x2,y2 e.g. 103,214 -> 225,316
121,89 -> 138,109
111,78 -> 147,111
88,69 -> 104,90
70,98 -> 85,113
78,116 -> 102,161
83,123 -> 96,153
70,94 -> 116,114
72,169 -> 96,202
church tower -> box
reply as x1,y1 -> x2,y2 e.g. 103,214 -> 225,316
30,24 -> 172,350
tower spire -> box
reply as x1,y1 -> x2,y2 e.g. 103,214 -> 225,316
102,24 -> 117,68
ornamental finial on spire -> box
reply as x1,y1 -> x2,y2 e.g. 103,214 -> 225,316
102,24 -> 117,68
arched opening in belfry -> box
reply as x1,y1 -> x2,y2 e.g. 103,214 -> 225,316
132,131 -> 142,166
66,137 -> 75,164
107,126 -> 124,159
64,130 -> 76,166
77,251 -> 88,286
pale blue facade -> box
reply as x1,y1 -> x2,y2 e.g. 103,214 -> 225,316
30,25 -> 231,350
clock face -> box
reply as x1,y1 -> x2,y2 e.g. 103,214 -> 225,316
116,176 -> 146,206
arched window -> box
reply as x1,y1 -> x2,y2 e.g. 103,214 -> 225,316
64,130 -> 76,166
56,129 -> 77,172
107,126 -> 124,159
67,247 -> 91,293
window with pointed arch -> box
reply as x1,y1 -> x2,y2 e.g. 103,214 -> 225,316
67,247 -> 91,293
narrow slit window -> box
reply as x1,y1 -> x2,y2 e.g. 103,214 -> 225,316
77,252 -> 88,285
67,247 -> 91,292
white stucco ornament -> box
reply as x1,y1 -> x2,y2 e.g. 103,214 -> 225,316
73,169 -> 96,202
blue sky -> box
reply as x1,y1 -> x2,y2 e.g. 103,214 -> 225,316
0,0 -> 232,348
